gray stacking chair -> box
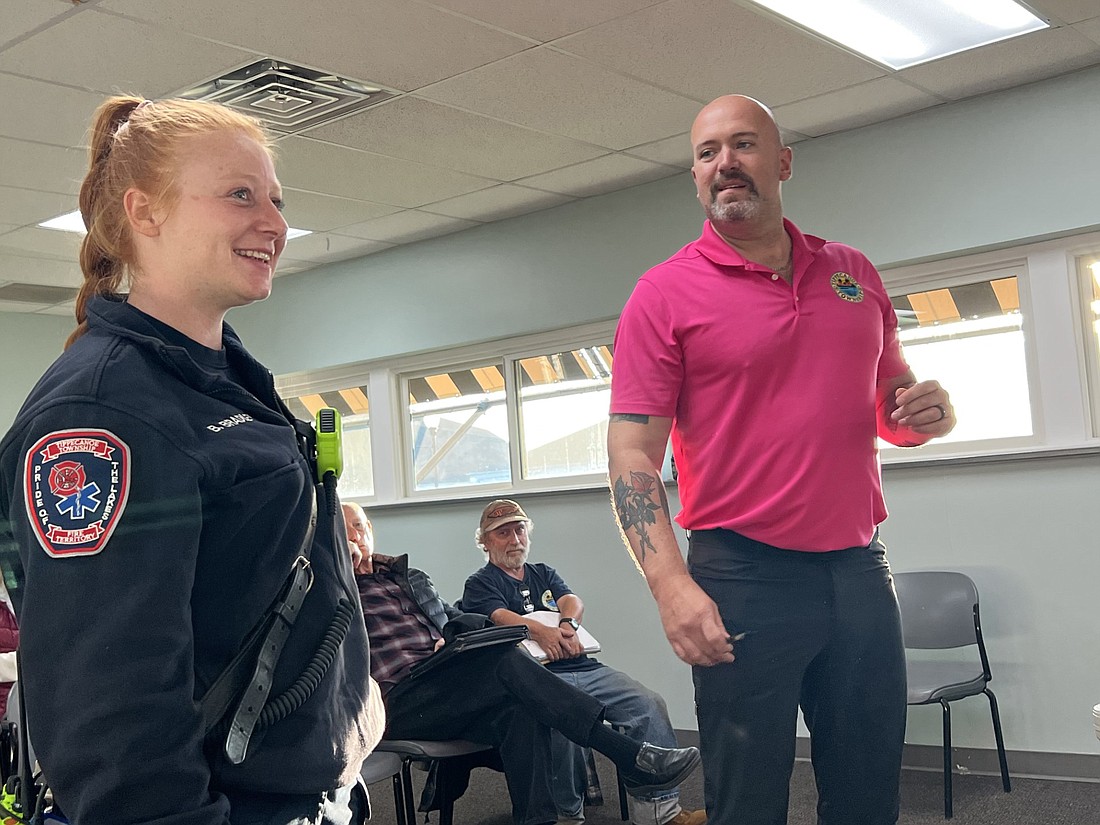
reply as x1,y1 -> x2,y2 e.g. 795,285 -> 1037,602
373,738 -> 494,825
359,750 -> 406,825
893,571 -> 1011,819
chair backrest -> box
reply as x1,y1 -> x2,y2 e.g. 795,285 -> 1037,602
893,571 -> 980,650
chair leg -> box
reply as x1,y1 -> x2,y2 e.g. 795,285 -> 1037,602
616,763 -> 629,821
439,760 -> 456,825
391,772 -> 407,825
400,760 -> 417,825
941,700 -> 953,819
984,688 -> 1012,794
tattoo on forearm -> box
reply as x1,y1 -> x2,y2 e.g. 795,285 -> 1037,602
609,413 -> 650,424
612,470 -> 669,563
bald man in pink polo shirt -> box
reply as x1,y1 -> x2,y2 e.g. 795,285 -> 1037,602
607,95 -> 956,825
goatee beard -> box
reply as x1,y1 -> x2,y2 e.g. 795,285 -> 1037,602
707,199 -> 763,222
706,172 -> 761,222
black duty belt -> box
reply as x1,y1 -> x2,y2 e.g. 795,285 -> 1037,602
224,554 -> 314,764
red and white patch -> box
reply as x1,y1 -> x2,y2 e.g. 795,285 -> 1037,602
23,429 -> 131,558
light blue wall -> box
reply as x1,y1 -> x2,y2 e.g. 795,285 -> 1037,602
4,66 -> 1100,761
0,313 -> 70,429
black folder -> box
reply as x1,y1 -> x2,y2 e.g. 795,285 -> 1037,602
407,624 -> 530,681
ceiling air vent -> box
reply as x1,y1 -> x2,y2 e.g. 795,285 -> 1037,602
0,284 -> 79,305
176,60 -> 396,134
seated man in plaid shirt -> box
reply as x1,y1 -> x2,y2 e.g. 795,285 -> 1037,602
343,503 -> 700,825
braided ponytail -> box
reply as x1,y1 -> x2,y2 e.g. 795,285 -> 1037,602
66,97 -> 143,349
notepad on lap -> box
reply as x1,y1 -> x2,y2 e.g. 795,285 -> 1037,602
521,610 -> 601,662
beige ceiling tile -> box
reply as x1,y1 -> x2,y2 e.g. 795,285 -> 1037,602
556,0 -> 884,105
0,226 -> 83,261
774,79 -> 943,137
0,253 -> 83,288
516,154 -> 680,197
278,232 -> 393,265
0,11 -> 256,98
424,185 -> 574,221
100,0 -> 528,91
423,0 -> 662,41
420,47 -> 701,149
1075,16 -> 1100,46
280,189 -> 400,232
303,97 -> 606,181
624,133 -> 692,169
1,1 -> 75,45
0,75 -> 104,148
900,27 -> 1100,99
0,139 -> 85,196
0,225 -> 18,236
1031,1 -> 1100,24
276,136 -> 494,208
336,210 -> 480,244
0,188 -> 76,228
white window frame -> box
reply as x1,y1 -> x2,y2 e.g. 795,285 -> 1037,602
275,363 -> 384,503
276,320 -> 618,507
878,230 -> 1100,467
400,354 -> 513,498
506,336 -> 615,487
1072,248 -> 1100,439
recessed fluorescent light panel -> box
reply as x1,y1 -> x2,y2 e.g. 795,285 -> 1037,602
39,210 -> 312,240
746,0 -> 1048,70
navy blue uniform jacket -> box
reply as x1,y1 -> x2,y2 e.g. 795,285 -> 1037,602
0,297 -> 375,825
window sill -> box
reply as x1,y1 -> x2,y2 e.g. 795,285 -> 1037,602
882,441 -> 1100,470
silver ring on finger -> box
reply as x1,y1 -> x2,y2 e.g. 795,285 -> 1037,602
935,404 -> 948,422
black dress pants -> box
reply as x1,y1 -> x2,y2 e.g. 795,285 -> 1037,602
689,529 -> 906,825
384,646 -> 605,825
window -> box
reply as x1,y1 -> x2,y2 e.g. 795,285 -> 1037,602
517,345 -> 614,481
396,332 -> 617,495
885,271 -> 1033,449
405,362 -> 511,491
1078,253 -> 1100,436
401,341 -> 616,493
283,382 -> 375,498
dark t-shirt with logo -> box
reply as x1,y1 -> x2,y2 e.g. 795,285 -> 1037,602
461,561 -> 602,674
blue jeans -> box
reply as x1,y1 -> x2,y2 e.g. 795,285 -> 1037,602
550,665 -> 681,825
689,528 -> 906,825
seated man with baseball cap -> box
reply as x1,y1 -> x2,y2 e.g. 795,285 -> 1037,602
342,503 -> 700,825
462,500 -> 705,825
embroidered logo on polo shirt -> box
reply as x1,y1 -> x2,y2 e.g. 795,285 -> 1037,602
541,590 -> 557,609
23,429 -> 131,558
830,272 -> 864,303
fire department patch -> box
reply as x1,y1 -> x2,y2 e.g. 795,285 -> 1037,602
23,429 -> 131,558
830,272 -> 864,303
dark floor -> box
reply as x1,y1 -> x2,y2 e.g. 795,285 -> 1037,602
363,755 -> 1100,825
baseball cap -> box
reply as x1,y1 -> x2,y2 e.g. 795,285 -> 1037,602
479,499 -> 529,535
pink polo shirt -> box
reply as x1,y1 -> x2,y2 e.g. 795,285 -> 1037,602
610,220 -> 909,552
